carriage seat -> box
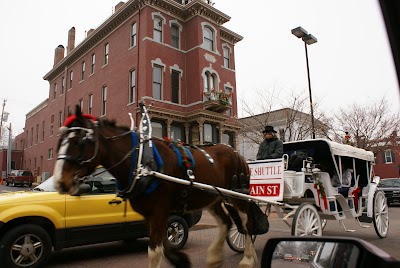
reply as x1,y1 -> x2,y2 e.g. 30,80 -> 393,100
320,172 -> 338,197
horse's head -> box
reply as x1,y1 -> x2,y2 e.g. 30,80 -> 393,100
54,106 -> 100,195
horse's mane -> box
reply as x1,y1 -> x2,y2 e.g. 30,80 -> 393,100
99,118 -> 131,132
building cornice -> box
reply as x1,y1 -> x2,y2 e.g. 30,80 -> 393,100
43,0 -> 236,81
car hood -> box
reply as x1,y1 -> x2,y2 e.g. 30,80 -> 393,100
0,191 -> 63,204
378,187 -> 400,191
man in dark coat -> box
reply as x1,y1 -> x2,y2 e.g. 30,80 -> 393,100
256,125 -> 284,160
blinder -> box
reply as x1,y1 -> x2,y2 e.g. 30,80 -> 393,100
56,125 -> 98,167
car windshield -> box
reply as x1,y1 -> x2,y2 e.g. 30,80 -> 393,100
379,179 -> 400,187
33,177 -> 57,192
32,167 -> 116,193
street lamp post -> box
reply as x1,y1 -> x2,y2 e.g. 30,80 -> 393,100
291,26 -> 317,139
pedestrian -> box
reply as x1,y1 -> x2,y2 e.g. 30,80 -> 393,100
256,125 -> 283,160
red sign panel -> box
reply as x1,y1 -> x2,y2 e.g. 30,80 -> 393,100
249,183 -> 281,197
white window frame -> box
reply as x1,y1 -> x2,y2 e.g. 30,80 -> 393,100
169,20 -> 182,49
53,83 -> 57,100
384,150 -> 393,163
104,43 -> 109,65
222,44 -> 231,68
81,61 -> 85,81
129,69 -> 136,103
131,22 -> 137,47
101,86 -> 107,116
61,77 -> 65,95
88,94 -> 93,114
91,54 -> 95,74
201,22 -> 218,53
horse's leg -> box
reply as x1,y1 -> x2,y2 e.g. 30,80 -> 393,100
206,202 -> 232,268
147,216 -> 166,268
237,210 -> 258,268
147,213 -> 191,268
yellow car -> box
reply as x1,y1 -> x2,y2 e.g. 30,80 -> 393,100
0,167 -> 202,268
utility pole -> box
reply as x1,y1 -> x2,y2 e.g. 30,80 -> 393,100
7,123 -> 12,175
0,99 -> 6,138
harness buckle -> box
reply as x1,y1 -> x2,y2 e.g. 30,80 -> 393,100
187,169 -> 195,180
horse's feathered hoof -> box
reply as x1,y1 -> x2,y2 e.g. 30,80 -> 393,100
164,248 -> 191,268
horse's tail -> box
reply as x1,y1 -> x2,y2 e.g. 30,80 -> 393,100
234,151 -> 270,236
164,247 -> 191,268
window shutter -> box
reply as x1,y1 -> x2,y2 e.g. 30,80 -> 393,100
382,151 -> 386,163
392,151 -> 396,162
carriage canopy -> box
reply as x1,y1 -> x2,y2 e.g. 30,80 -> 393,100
283,139 -> 374,162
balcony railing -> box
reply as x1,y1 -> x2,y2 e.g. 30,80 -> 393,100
203,89 -> 232,112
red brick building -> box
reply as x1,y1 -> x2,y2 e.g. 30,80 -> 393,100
372,136 -> 400,179
14,0 -> 242,179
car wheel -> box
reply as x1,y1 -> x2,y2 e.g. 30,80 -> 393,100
5,181 -> 9,186
28,183 -> 33,187
11,180 -> 16,187
0,224 -> 52,268
164,215 -> 188,250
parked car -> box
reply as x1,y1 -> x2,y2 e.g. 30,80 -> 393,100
378,178 -> 400,206
300,254 -> 310,262
5,170 -> 35,187
0,167 -> 202,268
283,253 -> 294,261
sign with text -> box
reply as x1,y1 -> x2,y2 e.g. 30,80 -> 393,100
248,160 -> 284,202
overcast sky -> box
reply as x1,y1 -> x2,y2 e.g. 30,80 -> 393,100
0,0 -> 399,136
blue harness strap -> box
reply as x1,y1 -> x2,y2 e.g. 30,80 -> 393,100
152,144 -> 164,171
117,132 -> 138,192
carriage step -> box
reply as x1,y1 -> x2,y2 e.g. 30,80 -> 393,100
339,220 -> 355,232
356,218 -> 370,228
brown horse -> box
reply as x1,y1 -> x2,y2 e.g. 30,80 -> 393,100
53,106 -> 263,268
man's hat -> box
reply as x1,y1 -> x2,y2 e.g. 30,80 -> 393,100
262,125 -> 277,133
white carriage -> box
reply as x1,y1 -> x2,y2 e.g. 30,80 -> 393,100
226,139 -> 389,252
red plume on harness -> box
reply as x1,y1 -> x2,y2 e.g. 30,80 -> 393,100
59,114 -> 97,135
63,114 -> 97,127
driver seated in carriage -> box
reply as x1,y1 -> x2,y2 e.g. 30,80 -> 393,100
331,162 -> 353,197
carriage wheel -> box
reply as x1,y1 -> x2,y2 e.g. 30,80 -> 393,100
226,223 -> 257,253
373,190 -> 389,238
291,203 -> 322,236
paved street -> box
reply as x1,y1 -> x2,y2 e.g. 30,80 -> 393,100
46,207 -> 400,267
1,185 -> 399,267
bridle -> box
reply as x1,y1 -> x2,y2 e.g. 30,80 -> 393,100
57,125 -> 99,167
56,104 -> 152,196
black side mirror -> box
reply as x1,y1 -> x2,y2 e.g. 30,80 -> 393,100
261,236 -> 400,268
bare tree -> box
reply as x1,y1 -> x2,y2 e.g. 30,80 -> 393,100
332,97 -> 400,150
239,88 -> 330,145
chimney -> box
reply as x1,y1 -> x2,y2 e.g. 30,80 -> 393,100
67,27 -> 76,54
53,45 -> 65,66
115,2 -> 125,12
87,28 -> 95,37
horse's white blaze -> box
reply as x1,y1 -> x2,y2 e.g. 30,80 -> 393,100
53,138 -> 69,184
148,245 -> 163,268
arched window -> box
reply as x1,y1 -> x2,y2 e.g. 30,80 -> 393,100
203,26 -> 214,51
154,17 -> 163,43
204,71 -> 217,92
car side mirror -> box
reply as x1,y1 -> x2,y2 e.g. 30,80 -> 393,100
261,236 -> 400,268
70,184 -> 92,196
